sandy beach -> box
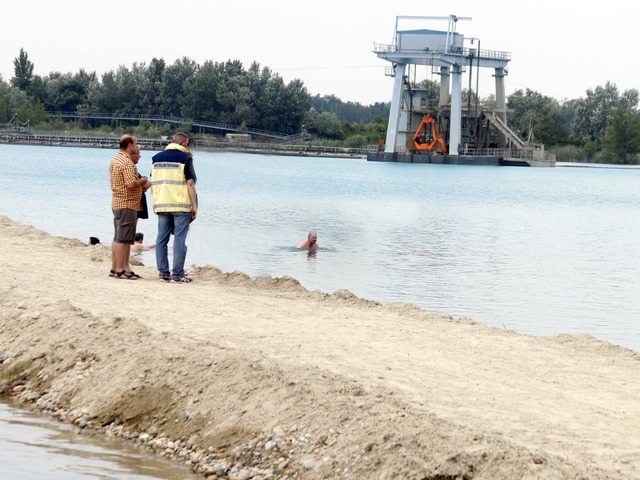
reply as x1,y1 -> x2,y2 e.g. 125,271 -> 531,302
1,215 -> 639,479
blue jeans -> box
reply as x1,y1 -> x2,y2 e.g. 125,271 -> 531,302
156,212 -> 191,279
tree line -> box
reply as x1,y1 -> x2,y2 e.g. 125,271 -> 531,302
2,48 -> 640,162
506,84 -> 640,163
1,49 -> 388,147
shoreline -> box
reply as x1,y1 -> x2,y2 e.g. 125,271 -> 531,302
1,215 -> 640,479
0,134 -> 370,159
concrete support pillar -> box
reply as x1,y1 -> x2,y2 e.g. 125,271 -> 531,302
439,66 -> 450,107
384,63 -> 406,153
494,67 -> 507,148
449,64 -> 463,156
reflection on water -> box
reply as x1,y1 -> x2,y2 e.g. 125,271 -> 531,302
0,400 -> 200,479
1,145 -> 640,352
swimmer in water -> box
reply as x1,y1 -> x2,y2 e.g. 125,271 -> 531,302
297,231 -> 319,250
131,232 -> 156,253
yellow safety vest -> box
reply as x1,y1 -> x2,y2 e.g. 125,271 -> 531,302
151,143 -> 192,213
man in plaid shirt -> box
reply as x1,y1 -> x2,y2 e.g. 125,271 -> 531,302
109,134 -> 150,279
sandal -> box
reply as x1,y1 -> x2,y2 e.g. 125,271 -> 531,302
109,269 -> 116,277
115,270 -> 139,280
170,275 -> 193,284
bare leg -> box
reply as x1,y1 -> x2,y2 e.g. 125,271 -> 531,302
124,244 -> 132,272
111,243 -> 118,272
112,243 -> 128,272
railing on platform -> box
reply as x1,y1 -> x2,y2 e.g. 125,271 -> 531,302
372,43 -> 511,61
0,133 -> 163,148
466,147 -> 556,163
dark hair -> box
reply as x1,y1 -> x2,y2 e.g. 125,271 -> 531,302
119,134 -> 135,150
89,236 -> 100,245
135,233 -> 144,242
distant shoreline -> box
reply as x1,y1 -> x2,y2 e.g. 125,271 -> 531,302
0,133 -> 370,159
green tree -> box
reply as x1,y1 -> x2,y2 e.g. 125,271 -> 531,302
306,110 -> 340,138
248,64 -> 283,131
181,60 -> 224,122
142,57 -> 166,114
44,70 -> 95,112
27,99 -> 49,125
0,79 -> 30,114
344,134 -> 368,148
27,75 -> 47,104
281,78 -> 311,134
532,104 -> 569,145
123,63 -> 148,113
507,88 -> 560,140
227,74 -> 255,126
88,69 -> 123,113
583,140 -> 598,160
11,48 -> 34,91
603,106 -> 640,163
259,75 -> 287,131
312,94 -> 390,123
15,101 -> 34,127
620,88 -> 639,109
480,93 -> 496,111
365,116 -> 388,144
337,119 -> 355,140
571,82 -> 639,146
11,99 -> 47,126
161,57 -> 198,117
0,98 -> 8,123
212,60 -> 254,126
176,122 -> 193,134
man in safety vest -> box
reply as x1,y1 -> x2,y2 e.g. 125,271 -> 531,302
151,132 -> 198,283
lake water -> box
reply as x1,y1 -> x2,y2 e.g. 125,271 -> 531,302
0,399 -> 200,479
1,144 -> 640,354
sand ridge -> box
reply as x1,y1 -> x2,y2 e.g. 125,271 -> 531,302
1,215 -> 639,479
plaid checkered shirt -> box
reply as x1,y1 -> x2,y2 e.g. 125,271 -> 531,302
109,150 -> 142,210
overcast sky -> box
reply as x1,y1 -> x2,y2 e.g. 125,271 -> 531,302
2,0 -> 637,105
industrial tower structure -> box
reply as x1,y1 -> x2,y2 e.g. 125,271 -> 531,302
373,15 -> 513,159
